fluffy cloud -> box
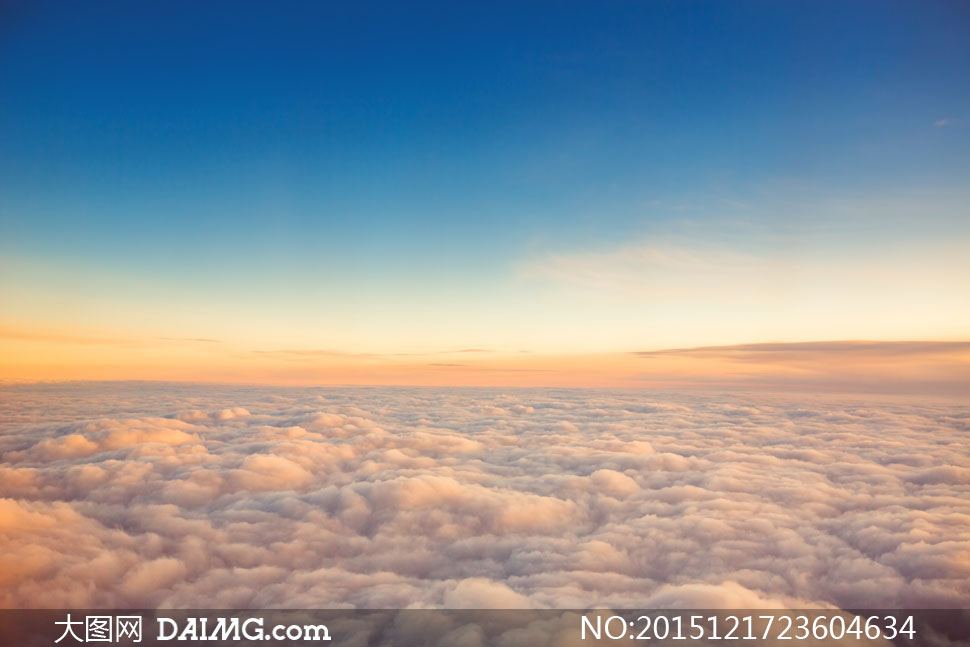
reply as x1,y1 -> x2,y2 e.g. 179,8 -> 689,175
0,382 -> 967,609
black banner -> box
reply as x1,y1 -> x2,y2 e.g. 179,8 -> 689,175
1,610 -> 967,647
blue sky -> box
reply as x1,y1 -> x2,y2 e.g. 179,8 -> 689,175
1,1 -> 968,380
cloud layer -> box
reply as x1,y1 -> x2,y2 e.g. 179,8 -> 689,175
0,383 -> 967,609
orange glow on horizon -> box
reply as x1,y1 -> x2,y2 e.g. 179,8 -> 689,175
2,324 -> 967,395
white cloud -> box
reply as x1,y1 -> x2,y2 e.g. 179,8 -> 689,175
0,383 -> 967,609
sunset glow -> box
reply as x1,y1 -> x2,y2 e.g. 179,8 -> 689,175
2,3 -> 968,391
2,0 -> 969,623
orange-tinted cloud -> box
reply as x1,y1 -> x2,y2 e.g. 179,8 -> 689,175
1,384 -> 968,607
628,340 -> 970,395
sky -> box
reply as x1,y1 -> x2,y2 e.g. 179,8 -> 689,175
1,1 -> 968,387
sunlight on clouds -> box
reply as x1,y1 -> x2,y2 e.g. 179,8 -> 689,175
0,383 -> 967,609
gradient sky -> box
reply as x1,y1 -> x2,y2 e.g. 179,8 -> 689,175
1,1 -> 968,386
